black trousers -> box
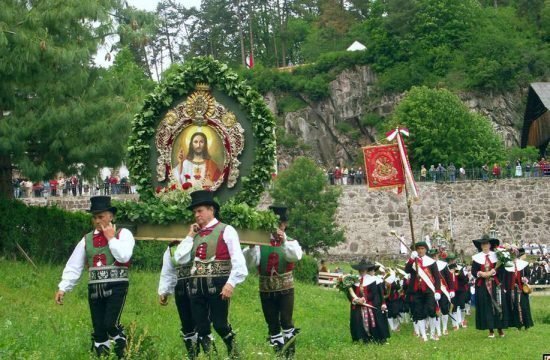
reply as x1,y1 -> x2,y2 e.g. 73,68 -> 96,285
412,291 -> 436,321
88,282 -> 128,343
260,289 -> 295,335
189,277 -> 231,338
175,279 -> 195,335
439,294 -> 451,315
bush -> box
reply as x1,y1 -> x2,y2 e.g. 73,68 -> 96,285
293,254 -> 319,284
0,198 -> 91,263
277,95 -> 307,114
131,241 -> 168,271
0,198 -> 169,270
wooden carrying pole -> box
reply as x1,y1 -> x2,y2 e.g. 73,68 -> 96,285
403,183 -> 416,250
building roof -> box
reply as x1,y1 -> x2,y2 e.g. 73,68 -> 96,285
346,41 -> 367,51
521,83 -> 550,152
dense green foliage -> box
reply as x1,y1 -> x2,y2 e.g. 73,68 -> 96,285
505,146 -> 542,164
0,0 -> 154,197
270,157 -> 345,254
156,0 -> 550,95
387,86 -> 506,168
293,254 -> 320,284
1,260 -> 550,359
0,199 -> 91,264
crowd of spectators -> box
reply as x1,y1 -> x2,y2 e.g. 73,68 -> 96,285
421,158 -> 549,183
323,158 -> 549,186
325,167 -> 365,185
12,174 -> 133,198
527,253 -> 550,286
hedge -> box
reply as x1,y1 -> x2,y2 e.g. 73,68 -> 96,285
0,199 -> 91,264
0,199 -> 314,279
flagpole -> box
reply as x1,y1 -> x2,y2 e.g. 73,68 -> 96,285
403,177 -> 416,249
394,128 -> 417,249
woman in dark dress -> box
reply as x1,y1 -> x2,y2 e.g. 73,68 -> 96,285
347,259 -> 390,344
471,235 -> 509,338
504,248 -> 534,330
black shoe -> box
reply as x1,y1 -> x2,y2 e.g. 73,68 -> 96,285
92,344 -> 111,357
198,335 -> 217,359
184,338 -> 199,359
222,331 -> 239,359
113,337 -> 127,359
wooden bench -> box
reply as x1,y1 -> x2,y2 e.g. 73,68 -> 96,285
318,272 -> 343,288
530,284 -> 550,290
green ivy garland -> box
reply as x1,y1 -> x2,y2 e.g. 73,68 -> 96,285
128,56 -> 275,205
122,57 -> 278,231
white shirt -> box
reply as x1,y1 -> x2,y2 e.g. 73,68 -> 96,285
174,219 -> 248,288
158,247 -> 178,296
243,234 -> 303,271
58,228 -> 135,292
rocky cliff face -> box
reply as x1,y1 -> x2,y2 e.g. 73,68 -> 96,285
269,65 -> 525,168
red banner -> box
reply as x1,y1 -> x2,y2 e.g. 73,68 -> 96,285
362,144 -> 405,189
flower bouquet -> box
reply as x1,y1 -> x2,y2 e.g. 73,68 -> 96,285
494,243 -> 518,268
336,274 -> 359,292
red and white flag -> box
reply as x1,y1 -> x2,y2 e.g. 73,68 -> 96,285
385,127 -> 419,199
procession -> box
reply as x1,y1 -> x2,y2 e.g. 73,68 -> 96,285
3,2 -> 550,358
51,190 -> 541,359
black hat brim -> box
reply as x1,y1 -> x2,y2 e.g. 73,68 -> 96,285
351,263 -> 378,271
187,200 -> 220,212
472,238 -> 499,251
414,242 -> 430,250
88,206 -> 117,215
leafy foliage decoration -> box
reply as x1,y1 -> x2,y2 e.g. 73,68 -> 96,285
123,56 -> 277,230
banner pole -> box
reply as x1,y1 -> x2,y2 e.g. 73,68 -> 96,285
403,181 -> 416,250
395,128 -> 417,249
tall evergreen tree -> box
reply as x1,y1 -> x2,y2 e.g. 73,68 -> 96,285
0,0 -> 152,197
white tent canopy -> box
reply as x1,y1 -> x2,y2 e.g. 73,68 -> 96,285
346,41 -> 367,51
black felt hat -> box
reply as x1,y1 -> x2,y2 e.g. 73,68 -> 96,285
472,234 -> 500,251
187,190 -> 219,211
414,241 -> 430,250
269,205 -> 288,222
88,196 -> 117,215
351,258 -> 378,272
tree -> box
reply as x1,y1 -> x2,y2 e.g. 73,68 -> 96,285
0,1 -> 152,197
387,86 -> 505,168
270,157 -> 345,254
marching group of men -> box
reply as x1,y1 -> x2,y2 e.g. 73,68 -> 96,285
347,235 -> 534,345
56,192 -> 302,359
55,193 -> 535,359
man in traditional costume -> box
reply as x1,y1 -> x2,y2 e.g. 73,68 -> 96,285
396,268 -> 411,326
243,206 -> 303,358
405,241 -> 442,342
504,248 -> 534,330
446,254 -> 467,330
428,248 -> 455,337
158,240 -> 198,358
347,259 -> 390,344
384,269 -> 403,332
471,234 -> 509,338
174,190 -> 247,357
55,196 -> 135,358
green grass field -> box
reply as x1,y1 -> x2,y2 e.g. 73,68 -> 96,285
1,260 -> 549,359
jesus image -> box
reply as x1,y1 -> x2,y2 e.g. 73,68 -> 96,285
173,132 -> 222,189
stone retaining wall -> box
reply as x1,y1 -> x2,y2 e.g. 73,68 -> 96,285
331,178 -> 549,258
20,178 -> 549,257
